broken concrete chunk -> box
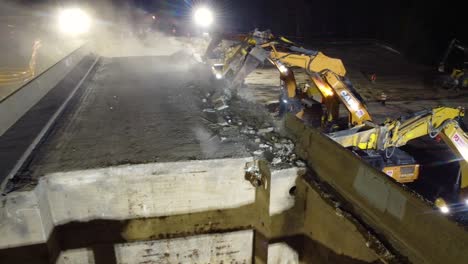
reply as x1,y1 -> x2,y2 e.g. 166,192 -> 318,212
216,104 -> 229,111
259,143 -> 270,149
253,150 -> 264,156
257,127 -> 274,135
295,160 -> 306,167
272,157 -> 282,165
240,128 -> 255,135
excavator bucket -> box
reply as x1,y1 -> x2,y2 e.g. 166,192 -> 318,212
230,47 -> 269,88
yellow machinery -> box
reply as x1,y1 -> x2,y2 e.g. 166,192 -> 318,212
437,38 -> 468,90
329,106 -> 468,203
205,30 -> 468,206
206,29 -> 372,130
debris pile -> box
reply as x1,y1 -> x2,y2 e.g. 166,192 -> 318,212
197,84 -> 306,168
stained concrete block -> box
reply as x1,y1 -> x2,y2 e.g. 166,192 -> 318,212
115,230 -> 253,264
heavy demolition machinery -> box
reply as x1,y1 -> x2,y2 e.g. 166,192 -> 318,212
205,29 -> 372,131
204,29 -> 468,208
436,38 -> 468,90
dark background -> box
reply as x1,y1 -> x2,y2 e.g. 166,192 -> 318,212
6,0 -> 466,66
129,0 -> 465,66
218,0 -> 465,66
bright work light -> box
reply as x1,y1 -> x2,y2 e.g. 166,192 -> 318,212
58,8 -> 91,35
194,7 -> 214,27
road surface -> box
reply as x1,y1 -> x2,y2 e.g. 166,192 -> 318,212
22,54 -> 251,180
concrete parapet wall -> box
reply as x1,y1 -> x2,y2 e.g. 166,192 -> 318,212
0,44 -> 91,136
0,156 -> 383,263
285,114 -> 468,264
0,158 -> 255,249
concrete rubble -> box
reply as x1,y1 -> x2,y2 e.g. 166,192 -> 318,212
197,84 -> 306,169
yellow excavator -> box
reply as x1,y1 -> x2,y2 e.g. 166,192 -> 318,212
329,107 -> 468,204
205,29 -> 372,131
205,29 -> 468,209
436,38 -> 468,90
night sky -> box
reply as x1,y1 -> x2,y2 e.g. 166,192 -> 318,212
127,0 -> 465,65
7,0 -> 466,65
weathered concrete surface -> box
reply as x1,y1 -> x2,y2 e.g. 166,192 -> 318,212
267,243 -> 299,263
269,168 -> 302,216
115,230 -> 253,263
55,231 -> 255,264
0,158 -> 255,249
286,114 -> 468,264
56,234 -> 301,264
56,249 -> 95,264
23,55 -> 250,180
0,156 -> 385,263
303,180 -> 379,263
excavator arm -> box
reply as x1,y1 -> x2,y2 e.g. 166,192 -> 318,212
205,29 -> 371,126
331,107 -> 465,150
439,122 -> 468,197
330,107 -> 468,201
386,108 -> 468,199
438,39 -> 467,73
384,107 -> 465,148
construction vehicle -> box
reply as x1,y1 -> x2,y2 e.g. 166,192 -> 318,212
328,107 -> 468,203
205,30 -> 468,208
436,38 -> 468,90
205,29 -> 372,131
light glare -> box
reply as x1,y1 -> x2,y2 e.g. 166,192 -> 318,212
278,65 -> 288,74
194,7 -> 214,27
440,206 -> 450,214
59,8 -> 91,35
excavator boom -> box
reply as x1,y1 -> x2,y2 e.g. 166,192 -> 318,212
206,29 -> 370,126
206,28 -> 468,207
329,107 -> 468,201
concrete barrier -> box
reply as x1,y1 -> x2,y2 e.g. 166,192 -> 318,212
0,157 -> 384,263
0,158 -> 255,249
285,114 -> 468,264
0,44 -> 91,136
